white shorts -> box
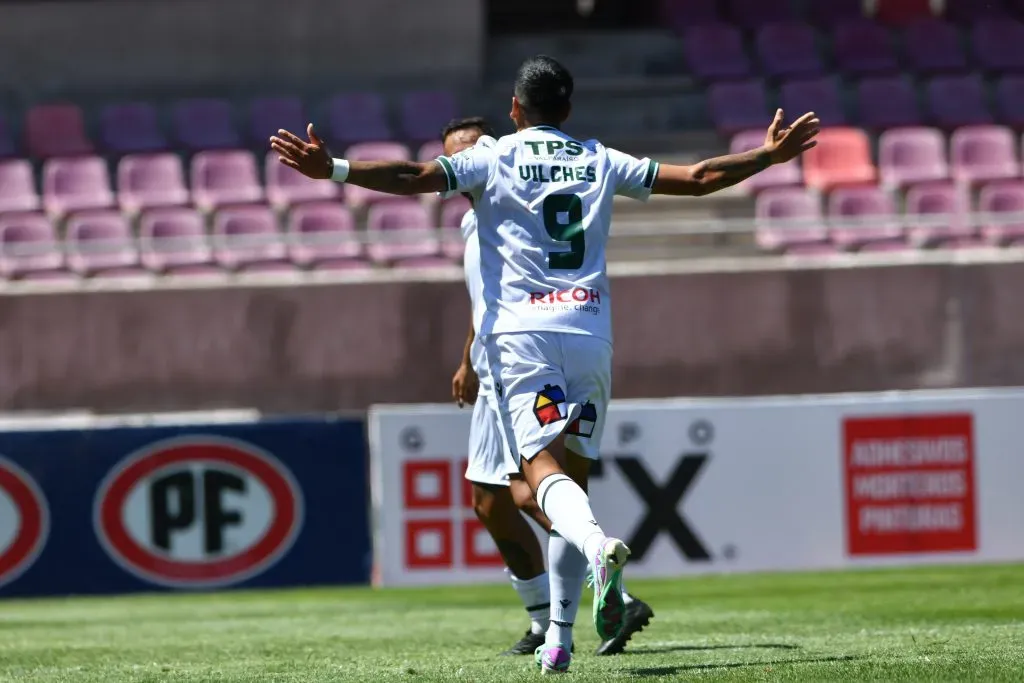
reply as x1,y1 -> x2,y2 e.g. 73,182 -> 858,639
464,391 -> 518,486
485,332 -> 611,463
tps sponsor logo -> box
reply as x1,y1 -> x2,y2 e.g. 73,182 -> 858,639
0,457 -> 49,588
94,436 -> 304,588
844,414 -> 976,556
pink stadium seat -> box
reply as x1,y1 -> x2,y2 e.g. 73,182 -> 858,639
25,104 -> 93,158
344,143 -> 411,207
366,200 -> 439,264
287,202 -> 366,270
949,125 -> 1021,185
803,128 -> 877,191
42,156 -> 115,217
730,130 -> 802,193
0,212 -> 68,280
191,150 -> 264,211
755,187 -> 829,253
0,160 -> 40,214
117,153 -> 190,213
139,207 -> 220,275
212,205 -> 291,272
418,141 -> 445,163
65,210 -> 147,278
828,186 -> 905,251
878,127 -> 950,189
440,198 -> 472,261
265,151 -> 340,209
905,181 -> 979,247
978,180 -> 1024,245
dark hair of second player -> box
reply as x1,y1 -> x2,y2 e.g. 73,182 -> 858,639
441,117 -> 496,143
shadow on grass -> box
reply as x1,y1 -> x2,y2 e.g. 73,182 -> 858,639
631,654 -> 860,678
627,643 -> 800,655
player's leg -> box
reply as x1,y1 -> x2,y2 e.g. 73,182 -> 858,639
509,475 -> 552,533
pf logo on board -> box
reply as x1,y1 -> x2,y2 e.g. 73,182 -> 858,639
0,457 -> 49,588
94,436 -> 304,588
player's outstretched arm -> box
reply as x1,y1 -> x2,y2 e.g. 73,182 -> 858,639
652,110 -> 820,197
270,124 -> 447,195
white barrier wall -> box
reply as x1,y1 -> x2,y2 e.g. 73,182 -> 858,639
368,389 -> 1024,586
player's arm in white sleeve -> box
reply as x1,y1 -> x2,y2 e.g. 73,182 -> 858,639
435,139 -> 494,199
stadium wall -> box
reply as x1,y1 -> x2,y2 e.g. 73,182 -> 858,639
1,260 -> 1023,413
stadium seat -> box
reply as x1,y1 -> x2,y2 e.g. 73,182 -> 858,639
978,180 -> 1024,244
708,80 -> 771,135
0,114 -> 16,158
833,19 -> 900,76
326,93 -> 393,148
995,76 -> 1024,127
945,0 -> 1007,25
212,205 -> 291,272
755,187 -> 829,253
972,19 -> 1024,73
42,156 -> 115,217
903,19 -> 969,75
683,23 -> 751,81
828,186 -> 905,251
659,0 -> 719,33
249,96 -> 307,146
877,0 -> 933,27
264,151 -> 340,209
905,181 -> 977,247
138,207 -> 220,275
808,0 -> 865,28
401,91 -> 458,143
878,127 -> 950,189
344,142 -> 411,207
730,130 -> 802,192
117,153 -> 190,213
802,128 -> 877,190
172,98 -> 241,151
950,125 -> 1021,185
25,104 -> 93,159
366,199 -> 439,264
190,150 -> 264,211
0,160 -> 40,214
856,76 -> 921,129
287,202 -> 367,270
65,210 -> 147,278
417,141 -> 445,163
440,198 -> 471,261
100,103 -> 167,154
780,77 -> 847,126
926,75 -> 993,127
726,0 -> 795,31
0,212 -> 68,280
756,22 -> 825,79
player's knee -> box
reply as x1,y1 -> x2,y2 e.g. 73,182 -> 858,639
471,483 -> 496,522
509,478 -> 536,513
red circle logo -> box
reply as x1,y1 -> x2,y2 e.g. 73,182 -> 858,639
0,457 -> 49,588
94,436 -> 303,588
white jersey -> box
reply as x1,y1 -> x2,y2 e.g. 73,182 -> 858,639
438,126 -> 659,343
460,208 -> 491,397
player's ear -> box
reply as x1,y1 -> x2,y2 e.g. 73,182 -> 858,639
510,96 -> 521,126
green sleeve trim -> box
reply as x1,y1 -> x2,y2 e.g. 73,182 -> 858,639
437,156 -> 457,193
642,159 -> 659,190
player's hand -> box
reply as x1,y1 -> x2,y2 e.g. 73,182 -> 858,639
452,363 -> 479,408
763,109 -> 820,165
270,124 -> 332,179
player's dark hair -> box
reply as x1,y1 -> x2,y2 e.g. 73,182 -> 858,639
440,116 -> 495,142
514,55 -> 574,123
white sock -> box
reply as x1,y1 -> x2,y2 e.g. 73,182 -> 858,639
545,531 -> 588,647
507,569 -> 550,635
621,579 -> 635,604
536,473 -> 608,562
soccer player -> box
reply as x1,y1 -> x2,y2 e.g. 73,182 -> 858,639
271,55 -> 819,674
444,116 -> 654,657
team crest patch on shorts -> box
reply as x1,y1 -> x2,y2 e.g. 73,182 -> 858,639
533,384 -> 567,426
567,401 -> 597,438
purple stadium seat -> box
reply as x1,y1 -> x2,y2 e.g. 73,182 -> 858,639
808,0 -> 865,28
856,76 -> 921,129
755,187 -> 829,253
401,91 -> 458,143
265,151 -> 340,209
25,104 -> 93,159
100,103 -> 167,154
905,181 -> 977,247
904,19 -> 969,75
65,211 -> 146,278
756,22 -> 825,79
117,153 -> 190,213
440,198 -> 471,260
659,0 -> 719,33
730,130 -> 803,192
972,19 -> 1024,73
249,96 -> 307,145
213,205 -> 290,272
726,0 -> 795,31
828,186 -> 904,250
833,19 -> 900,76
42,157 -> 115,217
191,150 -> 264,211
0,160 -> 40,214
950,125 -> 1021,185
780,77 -> 846,125
139,207 -> 220,275
344,142 -> 411,207
926,75 -> 993,127
366,200 -> 439,264
708,80 -> 771,135
287,202 -> 366,270
172,98 -> 240,151
979,180 -> 1024,244
0,114 -> 16,158
995,76 -> 1024,127
945,0 -> 1006,25
0,213 -> 67,280
327,93 -> 393,147
878,127 -> 950,189
683,23 -> 751,81
418,140 -> 445,163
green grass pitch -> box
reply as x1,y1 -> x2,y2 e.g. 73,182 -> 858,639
1,563 -> 1022,682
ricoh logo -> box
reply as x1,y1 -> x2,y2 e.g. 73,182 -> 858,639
528,288 -> 602,315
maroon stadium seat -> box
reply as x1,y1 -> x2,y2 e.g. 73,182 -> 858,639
25,104 -> 93,159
